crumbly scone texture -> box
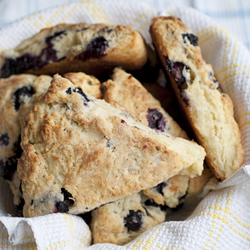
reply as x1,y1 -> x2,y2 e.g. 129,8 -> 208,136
103,68 -> 190,205
0,23 -> 147,78
150,16 -> 244,180
0,72 -> 101,217
18,74 -> 205,217
0,74 -> 52,215
91,192 -> 167,245
104,67 -> 188,139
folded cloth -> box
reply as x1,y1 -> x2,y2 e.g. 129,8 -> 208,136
0,1 -> 250,249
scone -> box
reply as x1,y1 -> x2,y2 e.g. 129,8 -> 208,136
0,23 -> 147,78
0,72 -> 102,216
91,192 -> 167,245
0,74 -> 52,215
103,68 -> 190,207
18,74 -> 205,217
150,16 -> 244,180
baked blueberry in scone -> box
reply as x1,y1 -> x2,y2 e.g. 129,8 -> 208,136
0,23 -> 147,78
91,192 -> 167,245
0,72 -> 102,216
17,74 -> 205,217
150,16 -> 244,180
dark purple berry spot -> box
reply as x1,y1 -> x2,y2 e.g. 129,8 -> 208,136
19,180 -> 23,194
66,88 -> 72,95
143,145 -> 147,149
14,198 -> 25,217
55,188 -> 74,213
144,199 -> 167,211
154,182 -> 167,196
208,71 -> 220,89
65,87 -> 91,102
100,84 -> 107,94
0,136 -> 22,181
124,210 -> 143,232
144,199 -> 160,208
121,119 -> 127,124
0,133 -> 9,146
13,86 -> 35,110
147,109 -> 166,132
182,33 -> 199,46
0,30 -> 66,78
75,36 -> 109,61
165,58 -> 186,86
164,56 -> 190,105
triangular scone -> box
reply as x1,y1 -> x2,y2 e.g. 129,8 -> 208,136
18,74 -> 205,217
0,23 -> 147,78
104,67 -> 188,139
104,68 -> 190,206
150,16 -> 244,180
0,72 -> 102,216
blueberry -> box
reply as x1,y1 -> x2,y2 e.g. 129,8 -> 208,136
154,182 -> 167,196
66,88 -> 72,95
144,199 -> 167,211
182,33 -> 199,46
14,198 -> 25,217
0,157 -> 18,181
19,180 -> 23,194
144,199 -> 160,208
165,56 -> 190,105
41,31 -> 66,64
0,30 -> 66,78
0,54 -> 39,78
0,136 -> 22,181
65,87 -> 91,102
13,86 -> 35,111
165,58 -> 187,86
208,70 -> 220,89
55,188 -> 74,213
124,210 -> 143,232
146,109 -> 166,132
76,36 -> 109,61
0,133 -> 9,146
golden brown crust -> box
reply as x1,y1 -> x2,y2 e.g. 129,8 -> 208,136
150,16 -> 244,180
18,74 -> 205,217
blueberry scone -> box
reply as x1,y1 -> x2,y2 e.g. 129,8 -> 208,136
103,68 -> 190,207
150,16 -> 244,180
92,68 -> 211,245
0,23 -> 147,78
18,74 -> 205,217
91,192 -> 167,245
0,74 -> 52,215
0,72 -> 102,216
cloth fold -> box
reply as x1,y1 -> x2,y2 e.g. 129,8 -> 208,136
0,1 -> 250,249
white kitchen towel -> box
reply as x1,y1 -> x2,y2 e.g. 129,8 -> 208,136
0,1 -> 250,249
